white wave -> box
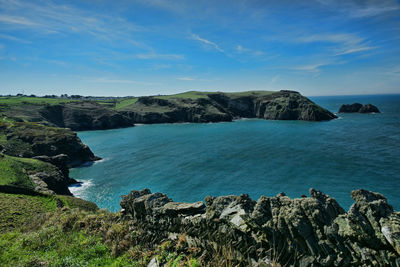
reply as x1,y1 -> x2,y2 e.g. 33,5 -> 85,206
94,157 -> 110,164
69,179 -> 94,198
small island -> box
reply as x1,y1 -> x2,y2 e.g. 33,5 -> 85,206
339,103 -> 380,113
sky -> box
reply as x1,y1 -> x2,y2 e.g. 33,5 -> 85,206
0,0 -> 399,97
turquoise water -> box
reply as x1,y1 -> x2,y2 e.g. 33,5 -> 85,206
70,94 -> 400,211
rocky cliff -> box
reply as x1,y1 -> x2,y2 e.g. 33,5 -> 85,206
2,91 -> 336,131
0,122 -> 99,167
121,90 -> 337,123
120,188 -> 400,266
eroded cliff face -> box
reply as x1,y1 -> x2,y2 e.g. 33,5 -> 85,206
39,102 -> 135,131
121,90 -> 337,124
120,188 -> 400,266
3,91 -> 336,131
0,122 -> 99,167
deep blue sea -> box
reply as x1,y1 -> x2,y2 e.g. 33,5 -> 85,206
70,94 -> 400,212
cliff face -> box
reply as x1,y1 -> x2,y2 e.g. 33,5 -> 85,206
0,122 -> 99,167
120,188 -> 400,266
39,102 -> 135,131
2,91 -> 336,131
121,90 -> 337,124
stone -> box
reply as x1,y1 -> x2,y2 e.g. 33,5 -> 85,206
121,188 -> 400,266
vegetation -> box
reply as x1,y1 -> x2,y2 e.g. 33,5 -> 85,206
0,154 -> 57,189
154,91 -> 214,100
0,191 -> 205,266
0,96 -> 75,106
115,97 -> 139,109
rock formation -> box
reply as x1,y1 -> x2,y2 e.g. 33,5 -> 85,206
121,90 -> 337,123
120,188 -> 400,266
359,104 -> 380,113
3,91 -> 336,131
339,103 -> 380,113
0,122 -> 99,167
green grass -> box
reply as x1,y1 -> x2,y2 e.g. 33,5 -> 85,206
0,96 -> 75,106
0,154 -> 57,189
153,90 -> 276,101
0,193 -> 57,232
154,91 -> 214,100
115,98 -> 139,109
0,227 -> 136,266
224,90 -> 275,98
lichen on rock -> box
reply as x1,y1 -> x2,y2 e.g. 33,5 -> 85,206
121,188 -> 400,266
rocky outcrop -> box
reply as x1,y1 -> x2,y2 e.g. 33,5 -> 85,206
3,91 -> 336,131
121,90 -> 337,123
1,122 -> 99,167
120,189 -> 400,266
359,104 -> 380,113
39,102 -> 135,131
339,103 -> 380,113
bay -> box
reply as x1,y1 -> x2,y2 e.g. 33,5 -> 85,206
70,94 -> 400,211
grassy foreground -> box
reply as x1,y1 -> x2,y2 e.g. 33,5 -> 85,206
0,191 -> 203,266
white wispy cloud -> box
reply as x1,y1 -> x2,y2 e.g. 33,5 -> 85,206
0,33 -> 31,43
295,33 -> 376,56
236,45 -> 265,57
0,14 -> 38,26
335,46 -> 375,56
137,53 -> 184,60
190,34 -> 223,52
0,0 -> 144,41
291,63 -> 327,73
316,0 -> 400,18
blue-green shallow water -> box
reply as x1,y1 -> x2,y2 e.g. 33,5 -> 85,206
70,94 -> 400,212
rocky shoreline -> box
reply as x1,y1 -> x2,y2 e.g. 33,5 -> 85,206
120,188 -> 400,266
3,91 -> 337,131
1,91 -> 399,265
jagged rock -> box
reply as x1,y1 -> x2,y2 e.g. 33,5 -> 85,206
29,170 -> 72,195
33,154 -> 70,178
339,103 -> 363,113
339,103 -> 380,113
359,104 -> 380,113
1,122 -> 100,167
122,91 -> 337,123
121,188 -> 400,266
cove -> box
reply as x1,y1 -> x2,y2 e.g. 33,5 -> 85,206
70,94 -> 400,211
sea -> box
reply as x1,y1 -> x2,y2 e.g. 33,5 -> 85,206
69,94 -> 400,212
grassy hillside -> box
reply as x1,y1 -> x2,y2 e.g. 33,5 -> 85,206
0,191 -> 201,266
0,154 -> 58,189
0,96 -> 75,106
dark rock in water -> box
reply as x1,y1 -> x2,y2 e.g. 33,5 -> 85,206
339,103 -> 380,113
359,103 -> 380,113
120,188 -> 400,266
339,103 -> 363,113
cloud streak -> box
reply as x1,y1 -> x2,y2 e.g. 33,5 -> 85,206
190,34 -> 223,52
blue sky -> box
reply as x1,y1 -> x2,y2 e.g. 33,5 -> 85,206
0,0 -> 399,96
